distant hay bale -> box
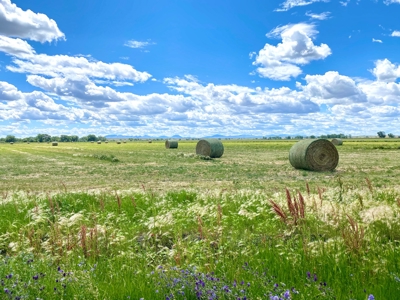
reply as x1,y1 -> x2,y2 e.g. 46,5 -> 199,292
165,140 -> 178,149
10,142 -> 13,145
97,141 -> 101,144
91,141 -> 94,143
123,141 -> 126,143
331,138 -> 343,146
105,141 -> 108,144
52,142 -> 58,146
289,139 -> 338,171
148,140 -> 152,143
196,139 -> 224,158
116,141 -> 121,144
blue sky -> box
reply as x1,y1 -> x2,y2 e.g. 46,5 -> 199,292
1,0 -> 400,137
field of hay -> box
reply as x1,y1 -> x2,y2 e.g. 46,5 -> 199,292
0,139 -> 399,299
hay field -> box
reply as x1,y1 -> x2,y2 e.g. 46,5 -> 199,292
1,139 -> 400,299
1,139 -> 400,193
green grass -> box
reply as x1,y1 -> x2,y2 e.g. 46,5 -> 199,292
0,139 -> 400,299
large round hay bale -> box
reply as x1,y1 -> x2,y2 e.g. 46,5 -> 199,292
165,140 -> 178,149
10,142 -> 13,145
116,141 -> 121,144
148,140 -> 152,143
289,139 -> 338,171
196,139 -> 224,158
331,138 -> 343,146
105,141 -> 108,144
97,141 -> 101,144
52,142 -> 58,146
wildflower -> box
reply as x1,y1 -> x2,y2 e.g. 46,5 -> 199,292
33,274 -> 39,280
368,295 -> 375,300
313,274 -> 317,282
4,288 -> 10,294
284,290 -> 290,299
307,271 -> 311,279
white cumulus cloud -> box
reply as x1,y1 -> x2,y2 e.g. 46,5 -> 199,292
370,59 -> 400,82
252,23 -> 331,81
7,53 -> 152,83
299,71 -> 367,104
0,35 -> 35,57
391,31 -> 400,37
0,0 -> 65,42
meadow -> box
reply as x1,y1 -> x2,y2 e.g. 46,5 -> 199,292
0,139 -> 399,299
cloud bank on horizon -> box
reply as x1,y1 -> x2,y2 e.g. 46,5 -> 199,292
0,0 -> 400,137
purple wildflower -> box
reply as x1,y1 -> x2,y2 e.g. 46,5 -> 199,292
368,295 -> 375,300
284,290 -> 290,299
306,271 -> 311,279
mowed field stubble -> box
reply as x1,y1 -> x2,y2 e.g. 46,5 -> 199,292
2,139 -> 400,194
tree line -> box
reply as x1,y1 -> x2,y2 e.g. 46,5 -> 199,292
1,134 -> 107,143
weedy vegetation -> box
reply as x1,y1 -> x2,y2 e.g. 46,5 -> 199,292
0,139 -> 399,299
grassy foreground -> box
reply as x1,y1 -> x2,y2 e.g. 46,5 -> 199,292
0,139 -> 399,299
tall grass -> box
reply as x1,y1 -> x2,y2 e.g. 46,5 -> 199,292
0,181 -> 399,298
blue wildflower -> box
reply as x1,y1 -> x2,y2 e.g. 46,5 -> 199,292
368,295 -> 375,300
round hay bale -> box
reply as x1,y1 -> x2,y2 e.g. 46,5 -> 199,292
91,141 -> 94,143
97,141 -> 101,144
196,139 -> 224,158
289,139 -> 338,171
123,141 -> 126,143
52,142 -> 58,146
105,141 -> 108,144
148,140 -> 152,143
116,141 -> 121,144
165,140 -> 178,149
10,142 -> 13,145
331,138 -> 343,146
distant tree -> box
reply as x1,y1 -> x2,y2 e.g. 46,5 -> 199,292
309,135 -> 316,139
295,135 -> 303,139
51,136 -> 60,142
377,131 -> 386,138
70,135 -> 79,142
87,134 -> 97,142
36,133 -> 51,142
5,135 -> 16,143
286,136 -> 291,139
60,135 -> 71,142
388,133 -> 395,138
